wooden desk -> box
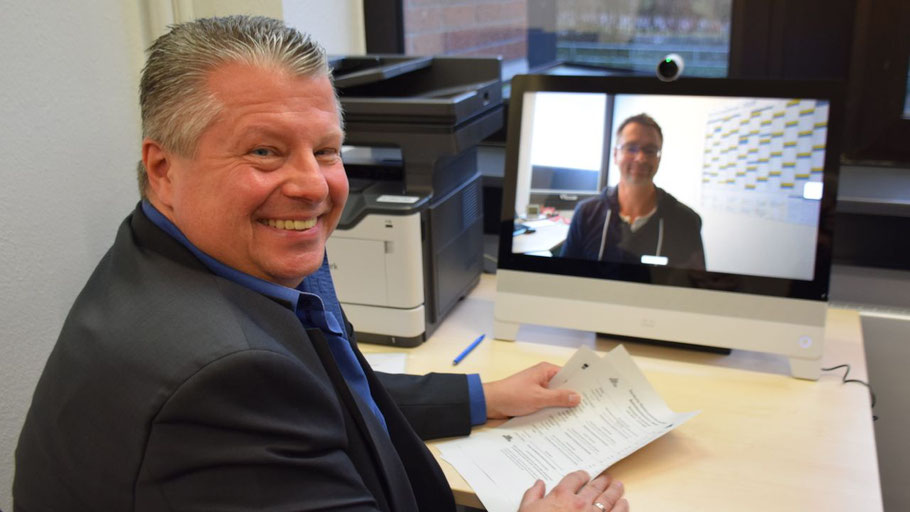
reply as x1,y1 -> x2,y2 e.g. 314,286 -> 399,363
512,221 -> 569,255
360,274 -> 883,511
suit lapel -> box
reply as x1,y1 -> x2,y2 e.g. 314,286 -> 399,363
340,314 -> 457,512
305,328 -> 420,512
358,353 -> 458,512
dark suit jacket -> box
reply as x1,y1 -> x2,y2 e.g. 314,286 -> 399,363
14,207 -> 470,511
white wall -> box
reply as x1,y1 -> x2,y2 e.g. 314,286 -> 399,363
144,0 -> 366,54
0,1 -> 145,507
0,1 -> 364,508
284,0 -> 366,54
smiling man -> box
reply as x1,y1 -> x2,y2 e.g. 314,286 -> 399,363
561,113 -> 706,270
142,60 -> 347,287
14,16 -> 627,512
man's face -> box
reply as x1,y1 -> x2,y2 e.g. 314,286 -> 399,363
148,62 -> 348,288
613,122 -> 662,187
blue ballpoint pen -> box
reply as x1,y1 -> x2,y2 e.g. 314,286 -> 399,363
452,334 -> 486,365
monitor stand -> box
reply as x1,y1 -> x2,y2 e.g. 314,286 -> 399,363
493,270 -> 826,380
596,332 -> 733,355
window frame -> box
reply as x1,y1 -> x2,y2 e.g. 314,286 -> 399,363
363,0 -> 403,53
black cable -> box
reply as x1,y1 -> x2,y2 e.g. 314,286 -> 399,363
821,364 -> 877,420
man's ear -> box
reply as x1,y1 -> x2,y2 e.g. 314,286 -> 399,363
142,139 -> 176,207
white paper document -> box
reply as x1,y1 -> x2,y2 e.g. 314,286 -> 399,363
363,352 -> 408,374
437,345 -> 698,512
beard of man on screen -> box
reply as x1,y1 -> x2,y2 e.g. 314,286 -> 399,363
560,113 -> 707,271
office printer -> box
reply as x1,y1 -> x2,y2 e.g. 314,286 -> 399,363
326,56 -> 503,346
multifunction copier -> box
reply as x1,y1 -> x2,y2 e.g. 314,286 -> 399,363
326,56 -> 503,346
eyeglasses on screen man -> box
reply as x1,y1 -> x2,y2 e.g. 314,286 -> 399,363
618,143 -> 662,158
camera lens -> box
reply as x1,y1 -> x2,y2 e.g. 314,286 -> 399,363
656,54 -> 684,81
658,59 -> 678,78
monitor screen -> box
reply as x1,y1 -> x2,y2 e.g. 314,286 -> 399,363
499,75 -> 843,301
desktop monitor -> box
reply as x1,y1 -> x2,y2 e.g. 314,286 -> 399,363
495,75 -> 843,379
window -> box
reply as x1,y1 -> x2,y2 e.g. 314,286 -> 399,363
364,0 -> 910,163
553,1 -> 731,77
401,0 -> 530,78
842,0 -> 910,161
386,0 -> 731,80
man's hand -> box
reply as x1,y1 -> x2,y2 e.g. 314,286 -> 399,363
518,471 -> 628,512
483,362 -> 580,419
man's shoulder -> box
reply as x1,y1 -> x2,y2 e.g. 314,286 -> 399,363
15,216 -> 320,511
656,187 -> 702,224
27,208 -> 311,433
60,210 -> 300,380
573,191 -> 610,219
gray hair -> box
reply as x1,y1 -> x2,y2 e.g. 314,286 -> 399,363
616,113 -> 663,146
138,16 -> 331,198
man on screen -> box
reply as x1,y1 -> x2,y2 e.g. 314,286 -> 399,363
561,113 -> 706,270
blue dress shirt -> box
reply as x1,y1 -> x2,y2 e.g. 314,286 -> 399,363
140,202 -> 486,428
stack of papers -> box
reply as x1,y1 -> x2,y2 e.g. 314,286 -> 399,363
438,345 -> 699,512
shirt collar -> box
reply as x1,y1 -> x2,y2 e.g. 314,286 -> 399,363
619,206 -> 658,232
140,201 -> 335,320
